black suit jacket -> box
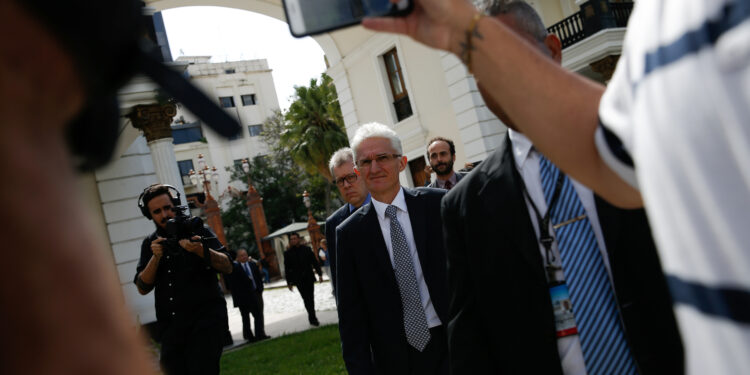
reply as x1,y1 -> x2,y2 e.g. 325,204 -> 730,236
336,187 -> 448,375
441,135 -> 683,375
284,245 -> 321,286
226,261 -> 263,308
325,203 -> 352,294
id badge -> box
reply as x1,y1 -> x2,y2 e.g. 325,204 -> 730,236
549,283 -> 578,338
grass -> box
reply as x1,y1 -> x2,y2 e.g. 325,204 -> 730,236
220,324 -> 347,375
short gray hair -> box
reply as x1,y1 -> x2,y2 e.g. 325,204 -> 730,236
350,122 -> 403,162
329,147 -> 354,178
483,0 -> 548,43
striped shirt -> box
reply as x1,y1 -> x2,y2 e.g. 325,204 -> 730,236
596,1 -> 750,373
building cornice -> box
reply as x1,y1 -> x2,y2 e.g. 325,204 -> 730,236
561,28 -> 625,73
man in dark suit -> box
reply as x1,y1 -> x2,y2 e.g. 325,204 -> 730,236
226,248 -> 268,342
426,137 -> 465,190
441,2 -> 683,375
326,147 -> 371,299
336,122 -> 449,375
284,232 -> 324,326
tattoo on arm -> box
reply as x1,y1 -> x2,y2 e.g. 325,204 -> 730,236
210,250 -> 233,273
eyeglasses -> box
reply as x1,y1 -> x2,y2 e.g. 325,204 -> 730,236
356,153 -> 402,169
334,173 -> 358,187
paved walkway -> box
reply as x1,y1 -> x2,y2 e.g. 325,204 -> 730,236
224,278 -> 338,350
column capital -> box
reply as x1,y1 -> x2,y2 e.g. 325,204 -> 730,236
128,103 -> 177,142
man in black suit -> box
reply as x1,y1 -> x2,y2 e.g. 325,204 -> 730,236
284,232 -> 324,326
336,122 -> 449,375
426,137 -> 465,190
441,2 -> 683,375
226,249 -> 268,342
326,147 -> 371,299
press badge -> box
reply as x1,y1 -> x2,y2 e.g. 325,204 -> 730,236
549,283 -> 578,338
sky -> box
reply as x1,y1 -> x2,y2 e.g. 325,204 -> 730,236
161,7 -> 327,111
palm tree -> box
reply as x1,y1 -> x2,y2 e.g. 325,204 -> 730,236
281,73 -> 349,214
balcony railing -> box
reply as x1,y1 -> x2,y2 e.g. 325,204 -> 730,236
547,0 -> 634,49
547,12 -> 585,49
611,2 -> 634,27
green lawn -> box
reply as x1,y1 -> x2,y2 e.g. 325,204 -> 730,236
220,324 -> 347,375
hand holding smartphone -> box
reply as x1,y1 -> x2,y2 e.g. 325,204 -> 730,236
283,0 -> 413,37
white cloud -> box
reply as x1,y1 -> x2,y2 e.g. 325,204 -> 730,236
161,6 -> 327,111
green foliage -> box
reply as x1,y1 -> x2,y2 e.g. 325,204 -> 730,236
282,73 -> 349,182
221,109 -> 341,243
220,196 -> 256,257
227,154 -> 307,232
220,324 -> 346,375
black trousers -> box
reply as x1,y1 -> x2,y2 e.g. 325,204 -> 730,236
160,305 -> 225,375
405,326 -> 449,375
296,281 -> 317,323
239,293 -> 265,339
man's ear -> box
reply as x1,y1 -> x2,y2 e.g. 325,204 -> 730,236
544,34 -> 563,63
398,155 -> 408,172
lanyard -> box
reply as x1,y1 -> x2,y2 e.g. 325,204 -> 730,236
517,171 -> 565,282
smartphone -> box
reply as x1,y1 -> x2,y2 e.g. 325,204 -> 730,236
282,0 -> 413,38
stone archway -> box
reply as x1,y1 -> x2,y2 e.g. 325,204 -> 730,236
112,0 -> 351,160
146,0 -> 342,64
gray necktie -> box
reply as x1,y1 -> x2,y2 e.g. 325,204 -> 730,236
385,205 -> 431,351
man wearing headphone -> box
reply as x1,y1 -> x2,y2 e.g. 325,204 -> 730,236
134,184 -> 233,375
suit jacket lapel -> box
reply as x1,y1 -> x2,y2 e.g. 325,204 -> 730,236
594,195 -> 622,266
478,136 -> 547,285
404,188 -> 429,267
360,202 -> 399,288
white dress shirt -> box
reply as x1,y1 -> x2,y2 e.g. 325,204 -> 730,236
371,188 -> 442,328
509,129 -> 614,375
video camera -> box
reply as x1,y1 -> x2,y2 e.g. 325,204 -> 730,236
163,205 -> 209,255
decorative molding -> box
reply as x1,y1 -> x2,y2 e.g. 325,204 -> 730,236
589,54 -> 620,81
561,28 -> 625,73
128,103 -> 177,142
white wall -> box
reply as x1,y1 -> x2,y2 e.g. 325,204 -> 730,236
173,58 -> 280,200
95,137 -> 160,324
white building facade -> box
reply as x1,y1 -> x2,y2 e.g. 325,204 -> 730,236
170,56 -> 280,202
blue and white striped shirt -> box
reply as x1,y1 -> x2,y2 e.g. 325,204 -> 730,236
596,1 -> 750,373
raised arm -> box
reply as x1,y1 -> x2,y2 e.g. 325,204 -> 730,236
179,236 -> 233,274
363,0 -> 641,208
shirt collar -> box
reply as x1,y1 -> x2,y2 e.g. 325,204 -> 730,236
508,129 -> 534,170
349,193 -> 371,213
371,187 -> 407,221
435,171 -> 457,188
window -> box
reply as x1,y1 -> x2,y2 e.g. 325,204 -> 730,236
233,158 -> 246,171
225,68 -> 236,74
172,122 -> 203,144
219,96 -> 235,108
241,94 -> 257,106
177,160 -> 194,186
248,124 -> 263,137
383,48 -> 413,122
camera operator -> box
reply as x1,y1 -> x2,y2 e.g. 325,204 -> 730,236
134,184 -> 233,375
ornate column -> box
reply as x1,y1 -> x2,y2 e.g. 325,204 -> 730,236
303,191 -> 323,261
242,159 -> 280,279
189,162 -> 228,246
128,103 -> 185,199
